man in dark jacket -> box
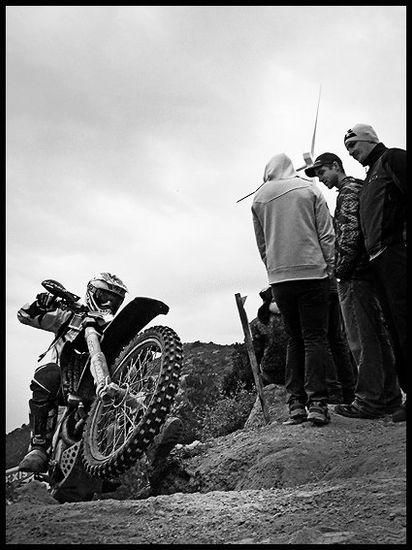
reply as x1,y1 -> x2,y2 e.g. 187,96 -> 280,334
306,152 -> 401,419
344,124 -> 406,422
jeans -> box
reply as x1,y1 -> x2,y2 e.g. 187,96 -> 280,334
370,243 -> 407,394
338,278 -> 401,415
271,278 -> 330,405
326,292 -> 357,400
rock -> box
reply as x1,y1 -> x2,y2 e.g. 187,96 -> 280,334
244,384 -> 288,428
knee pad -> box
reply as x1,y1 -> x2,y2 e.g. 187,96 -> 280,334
30,363 -> 61,403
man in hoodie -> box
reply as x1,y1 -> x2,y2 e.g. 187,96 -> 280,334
252,153 -> 335,426
344,124 -> 406,423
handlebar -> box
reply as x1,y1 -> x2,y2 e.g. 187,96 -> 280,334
41,279 -> 89,313
52,296 -> 89,314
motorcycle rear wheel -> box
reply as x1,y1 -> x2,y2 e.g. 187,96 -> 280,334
82,325 -> 182,478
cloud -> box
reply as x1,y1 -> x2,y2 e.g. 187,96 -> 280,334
6,6 -> 405,432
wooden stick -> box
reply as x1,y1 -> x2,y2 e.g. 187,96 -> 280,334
235,293 -> 270,424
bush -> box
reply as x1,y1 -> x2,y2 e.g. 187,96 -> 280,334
172,360 -> 222,444
171,352 -> 257,443
199,385 -> 256,439
171,335 -> 285,443
173,370 -> 256,443
221,343 -> 255,396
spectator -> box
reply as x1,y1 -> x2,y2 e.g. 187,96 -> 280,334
306,152 -> 402,418
252,153 -> 334,426
325,274 -> 357,405
344,125 -> 406,422
250,287 -> 286,386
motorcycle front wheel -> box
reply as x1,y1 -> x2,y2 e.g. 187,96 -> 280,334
82,325 -> 183,478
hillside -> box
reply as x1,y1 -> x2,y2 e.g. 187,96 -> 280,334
6,342 -> 406,544
6,384 -> 406,544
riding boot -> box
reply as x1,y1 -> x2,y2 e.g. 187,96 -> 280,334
19,405 -> 56,473
145,417 -> 183,467
145,416 -> 183,490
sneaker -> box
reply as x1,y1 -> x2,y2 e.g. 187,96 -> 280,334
392,402 -> 406,423
288,398 -> 307,423
383,402 -> 403,415
327,393 -> 344,405
18,448 -> 49,473
342,392 -> 356,404
334,403 -> 383,419
307,401 -> 330,426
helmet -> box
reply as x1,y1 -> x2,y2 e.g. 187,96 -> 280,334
86,272 -> 128,315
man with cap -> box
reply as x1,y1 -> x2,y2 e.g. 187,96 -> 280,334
343,124 -> 407,422
305,153 -> 402,419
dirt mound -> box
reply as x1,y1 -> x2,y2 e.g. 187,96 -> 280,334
174,384 -> 405,494
6,477 -> 406,544
6,385 -> 406,544
9,480 -> 59,506
184,408 -> 405,494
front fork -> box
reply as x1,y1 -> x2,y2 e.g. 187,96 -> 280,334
84,325 -> 121,404
84,324 -> 142,409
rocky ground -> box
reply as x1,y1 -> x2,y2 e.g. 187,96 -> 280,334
6,385 -> 407,545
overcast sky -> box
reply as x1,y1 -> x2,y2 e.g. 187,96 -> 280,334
6,6 -> 406,432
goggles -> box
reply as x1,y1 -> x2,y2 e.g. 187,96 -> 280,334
94,288 -> 124,311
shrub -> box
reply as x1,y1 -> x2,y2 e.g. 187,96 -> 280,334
172,359 -> 222,444
172,354 -> 256,443
221,343 -> 255,396
200,385 -> 256,439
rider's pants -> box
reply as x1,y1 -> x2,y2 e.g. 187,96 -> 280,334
29,362 -> 61,418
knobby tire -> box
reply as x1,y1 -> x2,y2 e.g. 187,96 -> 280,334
81,325 -> 182,478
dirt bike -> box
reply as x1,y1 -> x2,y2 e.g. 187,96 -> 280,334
25,279 -> 183,503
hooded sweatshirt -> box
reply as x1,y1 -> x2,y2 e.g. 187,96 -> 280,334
252,153 -> 335,284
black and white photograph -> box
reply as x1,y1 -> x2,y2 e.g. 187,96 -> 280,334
6,5 -> 406,545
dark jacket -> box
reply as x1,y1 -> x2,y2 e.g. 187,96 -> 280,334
250,313 -> 286,385
360,143 -> 406,258
334,176 -> 371,281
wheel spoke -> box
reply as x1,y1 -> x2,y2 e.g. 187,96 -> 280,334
93,338 -> 163,457
83,326 -> 183,476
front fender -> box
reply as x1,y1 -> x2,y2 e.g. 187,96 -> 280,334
101,297 -> 169,365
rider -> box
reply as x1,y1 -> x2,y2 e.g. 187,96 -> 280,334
17,272 -> 184,486
17,273 -> 128,473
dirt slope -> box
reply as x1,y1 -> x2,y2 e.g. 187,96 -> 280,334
6,386 -> 406,545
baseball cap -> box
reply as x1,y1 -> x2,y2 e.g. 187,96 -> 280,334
344,124 -> 379,145
305,152 -> 342,178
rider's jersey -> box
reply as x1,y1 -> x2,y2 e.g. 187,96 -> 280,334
18,302 -> 85,364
